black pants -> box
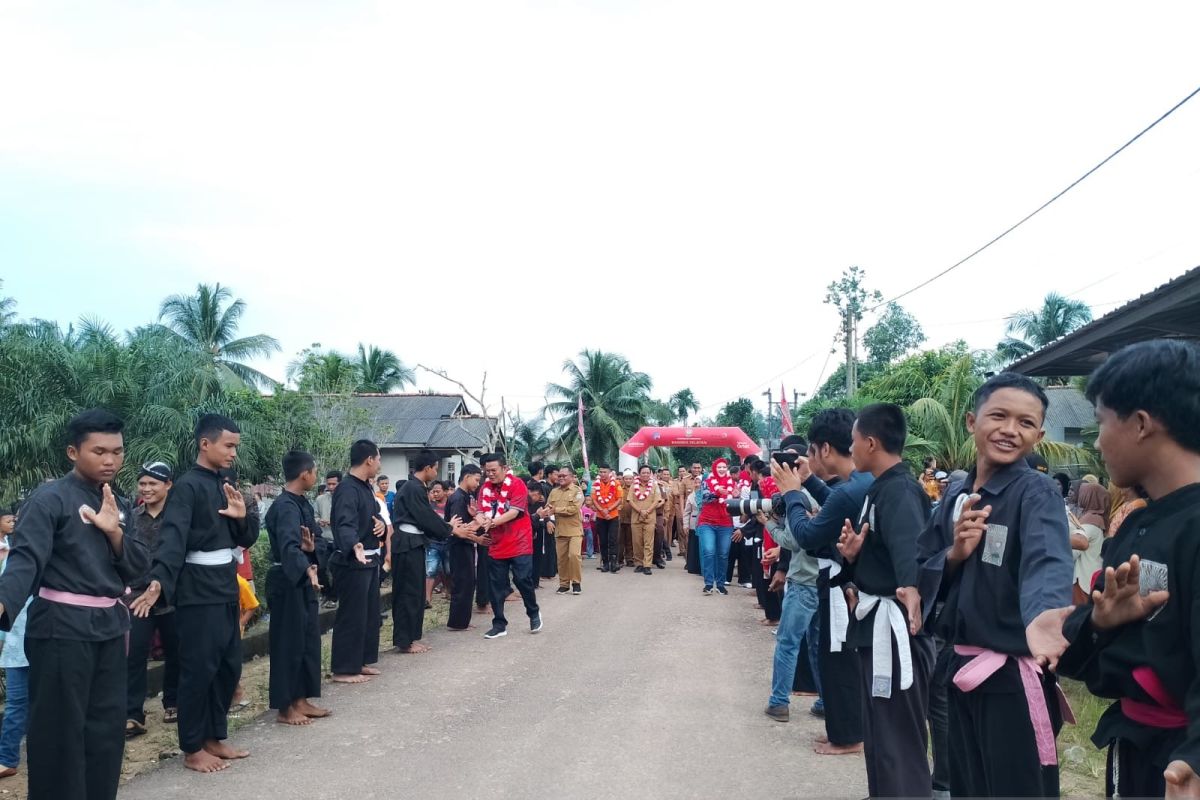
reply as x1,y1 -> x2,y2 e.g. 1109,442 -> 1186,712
475,546 -> 493,608
488,554 -> 539,631
859,636 -> 934,798
316,539 -> 337,601
928,636 -> 953,794
330,560 -> 380,674
126,608 -> 179,723
447,540 -> 476,629
176,602 -> 241,754
594,517 -> 619,567
948,656 -> 1062,798
753,566 -> 781,622
391,546 -> 426,648
1106,737 -> 1171,798
686,533 -> 701,574
726,538 -> 756,584
818,568 -> 864,745
25,635 -> 125,800
266,567 -> 321,710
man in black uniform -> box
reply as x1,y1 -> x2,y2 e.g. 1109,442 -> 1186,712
916,374 -> 1073,798
444,464 -> 489,631
329,439 -> 387,683
264,450 -> 330,727
390,450 -> 466,653
1055,340 -> 1200,798
132,413 -> 258,775
0,409 -> 148,800
837,403 -> 933,798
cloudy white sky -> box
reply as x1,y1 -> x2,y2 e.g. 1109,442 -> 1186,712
3,1 -> 1198,425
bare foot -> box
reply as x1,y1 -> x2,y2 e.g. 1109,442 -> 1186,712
297,699 -> 331,718
276,708 -> 312,726
447,625 -> 474,631
759,619 -> 777,626
398,643 -> 430,654
203,740 -> 250,760
184,750 -> 230,773
331,673 -> 371,684
361,666 -> 382,675
791,690 -> 818,697
814,741 -> 863,756
815,734 -> 829,744
474,605 -> 491,615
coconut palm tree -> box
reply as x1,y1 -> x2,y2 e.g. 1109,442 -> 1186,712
353,344 -> 414,393
544,350 -> 653,466
158,283 -> 281,389
667,388 -> 700,422
507,416 -> 553,468
997,292 -> 1093,365
0,280 -> 16,328
287,349 -> 359,394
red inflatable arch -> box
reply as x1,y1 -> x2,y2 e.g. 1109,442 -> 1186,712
620,427 -> 762,460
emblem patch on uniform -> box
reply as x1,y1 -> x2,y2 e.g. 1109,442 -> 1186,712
981,524 -> 1008,567
78,504 -> 97,524
1138,559 -> 1168,596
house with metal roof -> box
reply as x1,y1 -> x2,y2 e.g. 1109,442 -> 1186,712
350,393 -> 496,485
1042,385 -> 1095,448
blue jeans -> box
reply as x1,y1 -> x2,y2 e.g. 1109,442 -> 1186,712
695,524 -> 733,588
0,666 -> 29,767
425,542 -> 448,578
769,582 -> 820,707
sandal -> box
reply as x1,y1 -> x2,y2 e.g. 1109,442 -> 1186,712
163,707 -> 178,724
125,719 -> 147,738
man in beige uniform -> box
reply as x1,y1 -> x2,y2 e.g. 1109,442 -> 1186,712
628,465 -> 662,575
619,470 -> 635,567
547,470 -> 585,595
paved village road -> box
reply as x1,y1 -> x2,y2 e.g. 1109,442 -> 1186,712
118,557 -> 867,800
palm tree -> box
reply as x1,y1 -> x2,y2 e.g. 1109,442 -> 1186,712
544,350 -> 653,466
667,388 -> 700,422
997,292 -> 1093,365
158,283 -> 281,389
0,280 -> 16,327
353,344 -> 414,393
507,416 -> 553,468
287,349 -> 359,394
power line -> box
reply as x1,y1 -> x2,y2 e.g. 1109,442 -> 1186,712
869,83 -> 1200,312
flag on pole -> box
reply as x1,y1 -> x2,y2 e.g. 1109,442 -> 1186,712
577,394 -> 590,475
779,384 -> 794,434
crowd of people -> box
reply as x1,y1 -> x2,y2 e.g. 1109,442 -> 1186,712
0,338 -> 1195,799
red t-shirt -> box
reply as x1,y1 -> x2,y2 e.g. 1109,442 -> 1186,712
478,476 -> 533,560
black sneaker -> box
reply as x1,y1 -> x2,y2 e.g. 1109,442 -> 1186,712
703,585 -> 714,595
716,585 -> 729,595
654,561 -> 666,569
530,615 -> 543,634
483,627 -> 507,639
556,586 -> 570,595
571,583 -> 581,595
643,567 -> 652,575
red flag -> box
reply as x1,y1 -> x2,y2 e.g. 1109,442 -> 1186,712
779,384 -> 794,434
577,395 -> 590,475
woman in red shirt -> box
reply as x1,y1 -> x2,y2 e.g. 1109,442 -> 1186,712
695,457 -> 739,596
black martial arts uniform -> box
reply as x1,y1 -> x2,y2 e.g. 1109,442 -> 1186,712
1059,482 -> 1200,798
264,490 -> 322,711
0,473 -> 149,800
444,486 -> 477,629
390,477 -> 452,649
530,499 -> 557,581
125,503 -> 180,726
917,462 -> 1073,798
841,463 -> 933,799
152,464 -> 259,756
329,473 -> 384,675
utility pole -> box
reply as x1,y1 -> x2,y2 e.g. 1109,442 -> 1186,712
762,388 -> 774,448
845,312 -> 857,397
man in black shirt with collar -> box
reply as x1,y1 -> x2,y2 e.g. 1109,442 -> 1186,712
444,465 -> 489,631
0,409 -> 148,800
916,374 -> 1072,798
329,439 -> 387,684
133,413 -> 258,774
837,403 -> 932,798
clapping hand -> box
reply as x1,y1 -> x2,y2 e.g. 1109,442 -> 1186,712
219,483 -> 246,520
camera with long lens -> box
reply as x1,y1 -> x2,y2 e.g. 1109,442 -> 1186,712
725,497 -> 775,517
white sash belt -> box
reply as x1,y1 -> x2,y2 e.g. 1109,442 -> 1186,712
397,523 -> 421,535
185,548 -> 235,566
854,592 -> 913,699
361,548 -> 381,557
823,561 -> 851,654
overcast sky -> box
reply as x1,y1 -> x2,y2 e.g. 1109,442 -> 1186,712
3,1 -> 1198,427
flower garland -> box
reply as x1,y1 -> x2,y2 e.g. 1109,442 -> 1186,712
706,460 -> 738,502
632,475 -> 655,501
593,477 -> 621,509
479,470 -> 515,516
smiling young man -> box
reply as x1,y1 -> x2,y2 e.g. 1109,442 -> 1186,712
916,373 -> 1073,798
477,453 -> 541,639
0,409 -> 149,800
133,414 -> 259,775
1055,340 -> 1200,798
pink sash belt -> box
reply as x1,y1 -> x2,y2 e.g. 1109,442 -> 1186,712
38,587 -> 121,608
1121,666 -> 1187,729
953,645 -> 1074,767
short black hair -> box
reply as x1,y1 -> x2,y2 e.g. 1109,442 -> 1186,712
754,461 -> 771,477
808,408 -> 855,456
638,464 -> 652,473
412,450 -> 439,472
779,434 -> 808,451
350,439 -> 379,467
282,450 -> 316,482
528,460 -> 544,475
325,470 -> 342,482
855,403 -> 907,456
544,464 -> 559,475
66,408 -> 124,449
923,456 -> 936,469
973,372 -> 1049,418
597,463 -> 611,469
377,474 -> 389,482
481,452 -> 506,467
742,454 -> 756,466
195,413 -> 240,447
459,463 -> 482,480
1086,339 -> 1200,454
526,479 -> 544,496
1052,472 -> 1071,498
